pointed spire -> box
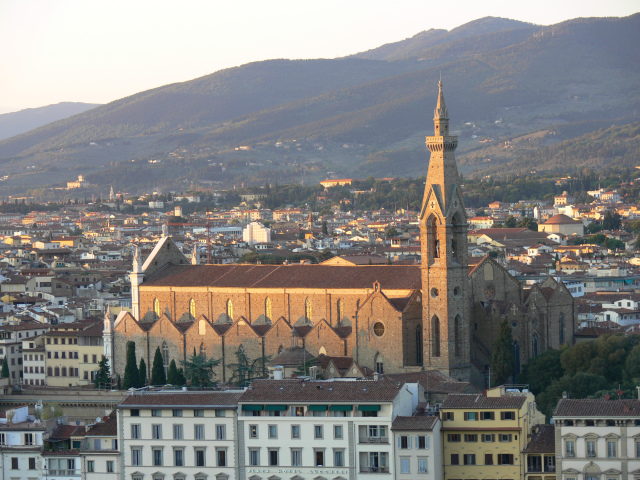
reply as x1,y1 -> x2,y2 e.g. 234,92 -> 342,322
132,245 -> 142,273
434,80 -> 448,120
192,243 -> 199,265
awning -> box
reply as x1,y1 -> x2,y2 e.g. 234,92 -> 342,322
330,405 -> 353,411
264,404 -> 288,411
625,279 -> 634,284
358,405 -> 381,411
242,404 -> 264,411
308,405 -> 328,411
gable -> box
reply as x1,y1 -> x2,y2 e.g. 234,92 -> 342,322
141,236 -> 189,277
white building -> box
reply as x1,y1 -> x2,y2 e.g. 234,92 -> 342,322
553,398 -> 640,480
81,411 -> 121,480
117,390 -> 242,480
243,222 -> 271,245
237,378 -> 419,480
0,406 -> 46,480
392,414 -> 442,480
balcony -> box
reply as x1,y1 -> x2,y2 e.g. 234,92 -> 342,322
359,436 -> 389,444
45,470 -> 81,477
359,466 -> 390,473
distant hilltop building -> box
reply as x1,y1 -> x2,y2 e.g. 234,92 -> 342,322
66,175 -> 90,189
320,178 -> 354,188
243,221 -> 271,245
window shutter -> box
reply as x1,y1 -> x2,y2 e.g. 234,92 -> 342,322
408,436 -> 412,449
477,412 -> 480,419
464,412 -> 468,420
500,412 -> 505,420
415,435 -> 420,448
425,436 -> 430,449
491,412 -> 495,420
397,436 -> 402,449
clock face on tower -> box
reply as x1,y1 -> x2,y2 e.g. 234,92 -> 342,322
484,283 -> 496,300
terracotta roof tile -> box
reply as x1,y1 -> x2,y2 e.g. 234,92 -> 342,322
118,391 -> 242,408
554,398 -> 640,417
239,379 -> 405,403
143,264 -> 421,290
523,424 -> 555,453
86,411 -> 117,437
441,394 -> 526,409
392,415 -> 438,431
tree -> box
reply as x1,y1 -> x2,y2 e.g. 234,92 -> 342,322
517,348 -> 563,395
490,321 -> 515,387
94,356 -> 111,389
1,356 -> 8,378
321,220 -> 328,235
385,226 -> 398,238
516,217 -> 538,231
503,215 -> 517,228
42,403 -> 64,420
150,347 -> 166,385
138,358 -> 147,387
123,342 -> 140,390
181,353 -> 221,387
116,375 -> 122,390
317,249 -> 334,262
626,343 -> 640,380
227,349 -> 270,387
167,359 -> 186,386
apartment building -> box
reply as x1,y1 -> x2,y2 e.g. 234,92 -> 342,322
237,378 -> 418,480
0,322 -> 49,383
81,411 -> 120,480
391,414 -> 442,480
440,386 -> 545,480
0,405 -> 46,480
21,335 -> 46,386
553,398 -> 640,480
523,424 -> 556,480
117,390 -> 242,480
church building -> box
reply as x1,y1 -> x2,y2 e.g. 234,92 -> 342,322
105,83 -> 576,386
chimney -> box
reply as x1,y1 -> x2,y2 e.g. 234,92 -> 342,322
562,391 -> 568,399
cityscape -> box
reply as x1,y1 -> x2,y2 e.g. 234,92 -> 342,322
2,3 -> 640,480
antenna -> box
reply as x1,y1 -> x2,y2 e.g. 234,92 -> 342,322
206,207 -> 211,264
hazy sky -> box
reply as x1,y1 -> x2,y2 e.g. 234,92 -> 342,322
1,0 -> 637,114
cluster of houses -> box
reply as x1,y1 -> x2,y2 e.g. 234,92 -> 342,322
2,377 -> 640,480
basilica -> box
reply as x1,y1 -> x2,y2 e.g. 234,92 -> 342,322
104,83 -> 575,386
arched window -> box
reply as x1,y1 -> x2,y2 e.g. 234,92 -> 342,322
189,299 -> 196,318
451,213 -> 462,264
430,217 -> 440,260
162,341 -> 170,376
305,298 -> 312,322
559,312 -> 565,346
154,298 -> 161,317
61,367 -> 67,377
54,367 -> 60,377
454,315 -> 461,357
532,333 -> 539,357
265,298 -> 272,320
374,353 -> 384,374
277,345 -> 283,355
226,299 -> 233,321
416,325 -> 423,365
337,299 -> 343,322
513,341 -> 521,377
319,346 -> 327,356
432,316 -> 441,357
199,342 -> 206,360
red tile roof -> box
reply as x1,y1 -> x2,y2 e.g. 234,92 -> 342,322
523,424 -> 555,453
441,394 -> 527,409
392,415 -> 439,431
118,391 -> 242,408
554,398 -> 640,417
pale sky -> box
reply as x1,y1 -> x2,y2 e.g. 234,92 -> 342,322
1,0 -> 638,114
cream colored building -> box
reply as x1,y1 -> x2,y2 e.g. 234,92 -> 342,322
554,398 -> 640,480
538,214 -> 584,236
440,386 -> 545,480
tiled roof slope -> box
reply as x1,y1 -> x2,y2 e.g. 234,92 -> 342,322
392,416 -> 439,431
239,379 -> 405,403
143,264 -> 421,290
441,394 -> 526,409
118,391 -> 243,408
523,424 -> 555,453
86,411 -> 117,437
554,398 -> 640,417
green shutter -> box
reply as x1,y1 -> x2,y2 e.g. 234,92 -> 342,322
264,404 -> 288,411
330,405 -> 353,411
358,404 -> 381,411
308,404 -> 328,411
242,404 -> 264,411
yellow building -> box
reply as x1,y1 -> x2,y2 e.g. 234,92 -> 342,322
440,385 -> 545,480
45,321 -> 104,387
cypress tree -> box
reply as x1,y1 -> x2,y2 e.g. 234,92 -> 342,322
167,359 -> 183,386
150,347 -> 166,385
490,320 -> 515,387
138,358 -> 147,387
116,375 -> 122,390
123,342 -> 140,390
1,356 -> 9,378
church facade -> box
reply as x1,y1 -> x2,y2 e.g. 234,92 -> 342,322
105,84 -> 576,386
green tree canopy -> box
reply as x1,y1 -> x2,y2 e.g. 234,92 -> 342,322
490,321 -> 515,387
123,342 -> 141,390
1,356 -> 8,378
138,358 -> 147,387
181,354 -> 221,387
94,356 -> 111,389
150,347 -> 166,385
167,359 -> 186,386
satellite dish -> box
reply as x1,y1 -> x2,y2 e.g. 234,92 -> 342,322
604,394 -> 610,400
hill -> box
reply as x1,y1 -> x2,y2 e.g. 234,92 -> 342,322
0,102 -> 99,141
1,14 -> 639,196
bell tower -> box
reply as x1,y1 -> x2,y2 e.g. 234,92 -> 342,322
419,81 -> 471,381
